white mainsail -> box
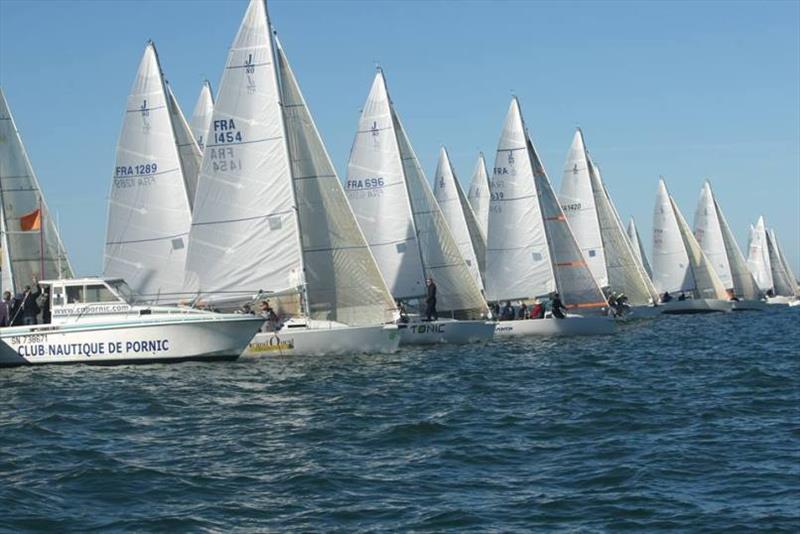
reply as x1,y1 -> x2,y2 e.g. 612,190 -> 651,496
559,129 -> 607,287
747,216 -> 773,292
486,98 -> 606,311
185,0 -> 395,325
694,181 -> 761,299
104,42 -> 196,304
190,80 -> 214,151
0,88 -> 73,294
433,146 -> 485,291
673,194 -> 729,299
346,70 -> 487,318
467,152 -> 490,238
627,217 -> 653,278
766,228 -> 795,297
693,181 -> 732,288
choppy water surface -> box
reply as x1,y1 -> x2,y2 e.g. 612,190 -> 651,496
1,308 -> 799,532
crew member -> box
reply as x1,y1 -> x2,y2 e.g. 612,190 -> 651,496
425,278 -> 437,321
551,293 -> 566,319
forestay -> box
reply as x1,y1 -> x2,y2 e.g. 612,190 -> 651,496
104,42 -> 195,304
433,147 -> 485,291
276,41 -> 396,324
0,88 -> 73,294
190,80 -> 214,150
467,152 -> 490,239
627,217 -> 653,278
559,130 -> 607,287
746,217 -> 772,292
185,0 -> 303,303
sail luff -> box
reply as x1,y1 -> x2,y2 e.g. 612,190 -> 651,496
190,80 -> 215,150
166,83 -> 203,211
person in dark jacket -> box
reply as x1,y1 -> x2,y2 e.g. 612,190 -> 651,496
551,293 -> 566,319
0,291 -> 10,327
661,291 -> 673,303
20,283 -> 41,325
425,278 -> 437,321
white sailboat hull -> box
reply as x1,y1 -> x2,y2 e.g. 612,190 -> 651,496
659,299 -> 732,314
0,316 -> 263,367
766,296 -> 799,306
398,319 -> 495,345
731,299 -> 768,312
494,315 -> 615,337
242,323 -> 400,357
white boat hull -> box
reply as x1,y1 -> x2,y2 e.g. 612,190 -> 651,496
0,316 -> 262,367
731,299 -> 768,312
659,299 -> 732,314
398,319 -> 495,345
494,315 -> 615,337
767,296 -> 799,306
242,323 -> 400,357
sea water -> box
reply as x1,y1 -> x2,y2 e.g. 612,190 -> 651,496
1,307 -> 798,531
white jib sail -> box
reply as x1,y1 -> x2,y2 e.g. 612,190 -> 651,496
559,129 -> 608,287
275,40 -> 396,325
772,231 -> 799,295
345,70 -> 426,300
627,217 -> 653,279
766,229 -> 795,296
672,194 -> 728,299
467,152 -> 490,239
0,88 -> 73,294
166,83 -> 203,210
104,42 -> 194,304
588,159 -> 658,305
190,80 -> 214,151
693,181 -> 733,288
185,0 -> 302,304
747,216 -> 773,292
652,179 -> 693,294
433,146 -> 484,291
713,189 -> 761,299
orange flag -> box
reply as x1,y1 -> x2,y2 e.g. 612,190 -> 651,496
20,208 -> 41,231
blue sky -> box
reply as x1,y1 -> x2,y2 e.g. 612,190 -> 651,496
1,0 -> 798,276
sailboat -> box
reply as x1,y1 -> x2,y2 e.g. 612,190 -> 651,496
184,0 -> 400,356
627,217 -> 653,279
486,98 -> 614,336
467,152 -> 490,240
104,42 -> 202,304
765,227 -> 799,305
0,87 -> 73,296
651,178 -> 731,313
770,229 -> 799,304
190,80 -> 214,151
432,146 -> 486,291
345,70 -> 494,345
558,129 -> 659,317
746,217 -> 773,297
693,181 -> 765,311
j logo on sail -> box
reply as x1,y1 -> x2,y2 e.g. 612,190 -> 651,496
140,99 -> 151,132
245,53 -> 256,94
